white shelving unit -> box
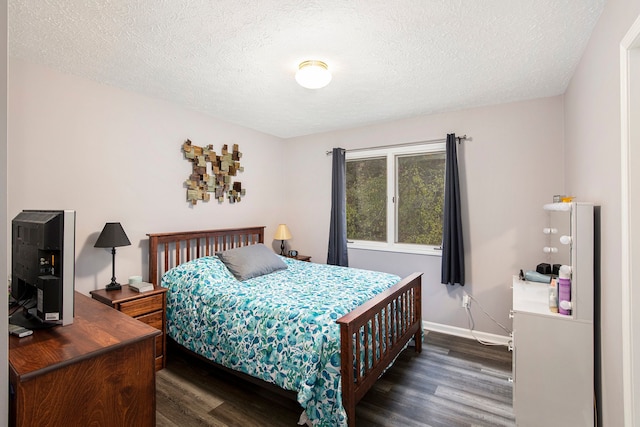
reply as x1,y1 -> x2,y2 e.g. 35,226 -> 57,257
510,202 -> 594,427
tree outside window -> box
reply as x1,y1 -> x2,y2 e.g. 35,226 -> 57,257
346,143 -> 445,255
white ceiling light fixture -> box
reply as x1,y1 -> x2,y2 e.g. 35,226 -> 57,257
295,60 -> 332,89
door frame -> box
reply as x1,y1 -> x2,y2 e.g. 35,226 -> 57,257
620,13 -> 640,427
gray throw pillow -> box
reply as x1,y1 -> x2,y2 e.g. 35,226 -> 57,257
216,243 -> 287,281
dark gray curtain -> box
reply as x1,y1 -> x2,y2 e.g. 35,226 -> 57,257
327,147 -> 349,266
441,133 -> 465,286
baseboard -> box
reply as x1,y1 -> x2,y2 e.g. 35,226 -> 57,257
422,320 -> 511,347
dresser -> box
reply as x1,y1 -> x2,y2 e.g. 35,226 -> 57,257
511,278 -> 593,426
9,292 -> 160,427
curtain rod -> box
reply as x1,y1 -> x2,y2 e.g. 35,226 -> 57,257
325,135 -> 469,155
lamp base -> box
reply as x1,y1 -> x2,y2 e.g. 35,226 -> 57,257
105,282 -> 121,291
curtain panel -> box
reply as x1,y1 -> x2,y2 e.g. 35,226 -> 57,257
441,134 -> 465,285
327,147 -> 349,266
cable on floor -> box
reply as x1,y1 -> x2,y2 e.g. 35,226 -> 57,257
464,292 -> 512,346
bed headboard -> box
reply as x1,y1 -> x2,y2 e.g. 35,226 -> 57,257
147,226 -> 265,286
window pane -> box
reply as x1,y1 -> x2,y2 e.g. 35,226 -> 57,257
346,157 -> 386,242
396,153 -> 445,245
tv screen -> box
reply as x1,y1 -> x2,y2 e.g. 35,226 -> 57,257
10,210 -> 76,328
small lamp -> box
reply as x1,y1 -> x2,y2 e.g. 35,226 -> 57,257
94,222 -> 131,291
273,224 -> 292,256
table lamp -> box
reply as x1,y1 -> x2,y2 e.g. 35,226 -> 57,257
273,224 -> 292,256
94,222 -> 131,291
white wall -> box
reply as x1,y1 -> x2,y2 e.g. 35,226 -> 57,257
563,1 -> 640,425
284,96 -> 565,337
8,59 -> 287,295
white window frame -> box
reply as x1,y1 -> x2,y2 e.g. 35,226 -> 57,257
346,142 -> 445,256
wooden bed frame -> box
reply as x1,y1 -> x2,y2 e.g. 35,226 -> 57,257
147,226 -> 423,426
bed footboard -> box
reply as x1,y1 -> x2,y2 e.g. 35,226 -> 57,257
336,272 -> 423,427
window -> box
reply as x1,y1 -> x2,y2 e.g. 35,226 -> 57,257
346,142 -> 445,255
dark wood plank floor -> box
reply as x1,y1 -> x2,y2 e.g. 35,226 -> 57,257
156,331 -> 515,427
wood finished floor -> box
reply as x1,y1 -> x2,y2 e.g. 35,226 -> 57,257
156,331 -> 515,427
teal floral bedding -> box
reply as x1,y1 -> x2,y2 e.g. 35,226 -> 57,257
160,255 -> 401,426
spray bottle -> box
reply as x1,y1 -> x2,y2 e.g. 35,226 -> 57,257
558,265 -> 572,315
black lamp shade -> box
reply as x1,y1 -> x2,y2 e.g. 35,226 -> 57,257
94,222 -> 131,248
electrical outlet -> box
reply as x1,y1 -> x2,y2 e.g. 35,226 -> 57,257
462,294 -> 471,308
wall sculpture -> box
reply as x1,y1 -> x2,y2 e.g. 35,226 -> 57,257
182,139 -> 245,205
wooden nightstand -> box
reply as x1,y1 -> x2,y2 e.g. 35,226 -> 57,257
90,285 -> 167,371
289,254 -> 311,262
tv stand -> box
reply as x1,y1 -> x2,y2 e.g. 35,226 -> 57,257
9,292 -> 160,426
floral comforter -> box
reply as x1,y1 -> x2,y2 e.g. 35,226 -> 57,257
160,256 -> 400,426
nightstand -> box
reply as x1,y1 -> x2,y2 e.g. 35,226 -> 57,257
290,254 -> 311,262
90,285 -> 167,371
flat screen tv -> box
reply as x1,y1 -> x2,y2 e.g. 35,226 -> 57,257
10,210 -> 76,328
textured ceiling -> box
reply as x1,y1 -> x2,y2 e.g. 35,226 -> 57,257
8,0 -> 605,138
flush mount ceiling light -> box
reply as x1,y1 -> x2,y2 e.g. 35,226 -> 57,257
295,60 -> 332,89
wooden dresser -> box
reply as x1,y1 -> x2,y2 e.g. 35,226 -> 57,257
9,292 -> 160,427
90,284 -> 167,370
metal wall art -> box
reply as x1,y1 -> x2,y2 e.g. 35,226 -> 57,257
182,139 -> 245,205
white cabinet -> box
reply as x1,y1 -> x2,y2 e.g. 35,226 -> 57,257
511,202 -> 594,427
512,279 -> 594,426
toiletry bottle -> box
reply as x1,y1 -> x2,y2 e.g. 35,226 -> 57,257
558,265 -> 572,315
548,278 -> 558,313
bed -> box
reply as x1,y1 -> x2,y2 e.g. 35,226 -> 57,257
148,226 -> 422,426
